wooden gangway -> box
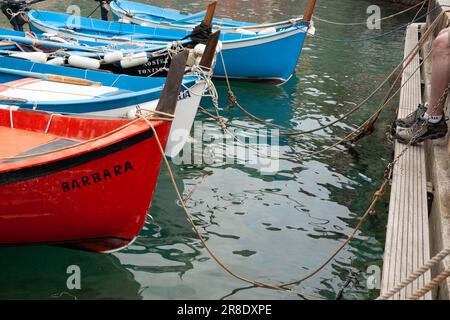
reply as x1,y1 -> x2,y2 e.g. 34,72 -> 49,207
381,24 -> 432,300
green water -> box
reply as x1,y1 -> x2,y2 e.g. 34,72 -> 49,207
0,0 -> 416,300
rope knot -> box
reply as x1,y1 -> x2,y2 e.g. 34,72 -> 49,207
227,90 -> 237,108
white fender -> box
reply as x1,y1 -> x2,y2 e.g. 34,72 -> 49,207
308,20 -> 316,37
236,28 -> 257,35
10,52 -> 47,63
46,57 -> 65,66
258,27 -> 277,35
103,51 -> 124,64
68,55 -> 101,70
120,52 -> 148,69
194,43 -> 206,57
216,41 -> 223,53
118,18 -> 131,24
186,49 -> 196,67
47,36 -> 70,44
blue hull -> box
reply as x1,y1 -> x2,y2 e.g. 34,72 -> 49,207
216,30 -> 307,84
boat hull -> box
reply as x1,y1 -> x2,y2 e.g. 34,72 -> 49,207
0,122 -> 170,253
217,28 -> 307,84
27,11 -> 309,83
108,0 -> 299,33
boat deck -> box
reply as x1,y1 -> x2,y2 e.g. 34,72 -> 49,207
381,23 -> 432,300
0,126 -> 77,163
0,126 -> 58,158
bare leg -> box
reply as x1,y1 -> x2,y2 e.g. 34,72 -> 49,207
428,27 -> 450,116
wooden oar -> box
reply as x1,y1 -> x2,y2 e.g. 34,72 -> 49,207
303,0 -> 317,22
0,41 -> 16,48
0,95 -> 27,103
202,1 -> 217,27
0,68 -> 101,87
156,50 -> 189,115
199,31 -> 221,71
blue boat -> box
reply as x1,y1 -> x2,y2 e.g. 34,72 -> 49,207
0,55 -> 206,157
0,27 -> 195,78
27,9 -> 314,84
108,0 -> 316,34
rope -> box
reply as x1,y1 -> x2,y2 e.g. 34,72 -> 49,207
280,180 -> 389,287
218,9 -> 440,142
315,5 -> 445,43
279,74 -> 449,289
139,114 -> 322,300
87,3 -> 102,18
377,248 -> 450,300
411,0 -> 428,23
298,11 -> 442,159
313,1 -> 426,26
174,7 -> 448,295
408,269 -> 450,300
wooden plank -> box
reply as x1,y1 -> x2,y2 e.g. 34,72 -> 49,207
381,24 -> 432,300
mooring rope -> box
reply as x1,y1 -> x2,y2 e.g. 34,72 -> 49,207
279,72 -> 450,291
211,29 -> 432,164
140,114 -> 323,300
315,5 -> 445,43
313,1 -> 426,26
217,9 -> 441,144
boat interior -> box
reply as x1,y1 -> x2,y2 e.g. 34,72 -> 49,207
0,108 -> 130,166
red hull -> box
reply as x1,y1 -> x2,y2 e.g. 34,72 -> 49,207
0,109 -> 170,253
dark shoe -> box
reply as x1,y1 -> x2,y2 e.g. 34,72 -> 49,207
395,103 -> 427,128
395,117 -> 448,145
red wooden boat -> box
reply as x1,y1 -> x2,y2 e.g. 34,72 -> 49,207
0,51 -> 189,253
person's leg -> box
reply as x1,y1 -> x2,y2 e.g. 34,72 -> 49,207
427,27 -> 450,118
395,28 -> 449,144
